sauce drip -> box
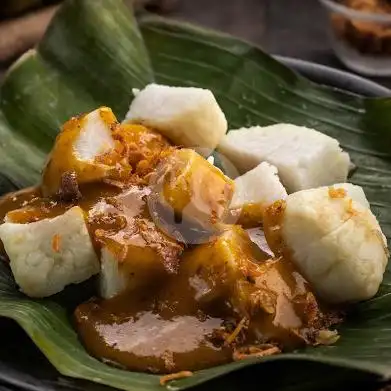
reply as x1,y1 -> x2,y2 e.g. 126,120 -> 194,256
0,187 -> 41,256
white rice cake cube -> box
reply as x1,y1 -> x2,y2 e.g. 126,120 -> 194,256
218,124 -> 351,193
265,185 -> 388,303
124,84 -> 227,153
0,206 -> 99,297
230,162 -> 287,209
42,107 -> 117,196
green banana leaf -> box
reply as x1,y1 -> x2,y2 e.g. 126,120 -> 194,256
0,0 -> 391,390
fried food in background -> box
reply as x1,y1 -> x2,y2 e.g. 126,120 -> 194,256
332,0 -> 391,55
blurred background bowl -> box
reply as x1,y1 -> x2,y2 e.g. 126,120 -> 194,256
319,0 -> 391,76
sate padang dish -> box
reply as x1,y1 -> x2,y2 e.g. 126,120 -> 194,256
0,84 -> 388,375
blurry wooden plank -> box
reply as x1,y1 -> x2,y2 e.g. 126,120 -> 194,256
0,0 -> 178,63
0,5 -> 59,62
0,0 -> 389,88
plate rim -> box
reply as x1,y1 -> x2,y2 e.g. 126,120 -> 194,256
277,55 -> 391,97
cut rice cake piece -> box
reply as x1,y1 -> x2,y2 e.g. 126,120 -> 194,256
231,163 -> 287,209
176,226 -> 328,346
218,124 -> 351,193
149,148 -> 234,238
263,187 -> 389,304
329,183 -> 370,209
0,207 -> 99,298
87,186 -> 183,299
42,107 -> 118,197
230,162 -> 287,228
124,84 -> 227,153
174,226 -> 270,315
98,218 -> 183,299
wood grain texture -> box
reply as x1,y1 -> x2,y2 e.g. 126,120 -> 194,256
0,0 -> 390,87
0,5 -> 59,62
168,0 -> 391,88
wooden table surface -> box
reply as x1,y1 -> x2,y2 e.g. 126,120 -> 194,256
0,0 -> 390,89
168,0 -> 391,89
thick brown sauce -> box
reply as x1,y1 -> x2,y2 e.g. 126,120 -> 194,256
0,183 -> 338,373
262,201 -> 341,341
75,290 -> 232,373
74,230 -> 327,373
0,124 -> 340,374
0,187 -> 41,222
228,203 -> 265,229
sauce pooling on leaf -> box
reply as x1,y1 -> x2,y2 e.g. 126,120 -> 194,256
0,110 -> 341,374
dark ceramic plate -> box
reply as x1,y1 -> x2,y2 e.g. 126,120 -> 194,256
0,58 -> 389,391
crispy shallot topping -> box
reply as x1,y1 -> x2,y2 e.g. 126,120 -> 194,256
233,345 -> 281,361
159,371 -> 193,386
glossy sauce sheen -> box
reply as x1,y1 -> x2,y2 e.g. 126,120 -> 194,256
250,258 -> 313,348
1,184 -> 333,373
42,108 -> 119,196
75,291 -> 232,373
0,187 -> 42,222
0,187 -> 42,256
75,226 -> 322,373
262,200 -> 340,341
0,121 -> 338,374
